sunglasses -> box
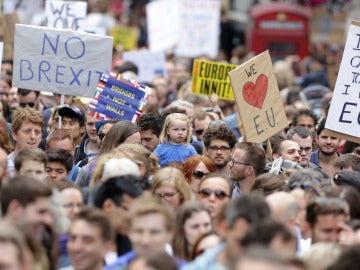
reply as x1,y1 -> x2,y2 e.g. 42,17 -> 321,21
192,171 -> 208,179
198,188 -> 229,200
195,129 -> 204,135
19,102 -> 36,108
289,181 -> 313,191
98,133 -> 106,141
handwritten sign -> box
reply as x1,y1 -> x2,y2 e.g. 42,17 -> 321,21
326,21 -> 360,143
146,0 -> 180,52
110,26 -> 138,51
0,13 -> 19,60
228,50 -> 288,143
122,50 -> 167,82
45,1 -> 87,30
175,0 -> 221,59
87,71 -> 152,122
12,24 -> 113,97
191,59 -> 237,100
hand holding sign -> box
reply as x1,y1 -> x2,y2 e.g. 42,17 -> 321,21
242,74 -> 268,109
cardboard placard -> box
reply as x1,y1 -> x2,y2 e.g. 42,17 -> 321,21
87,71 -> 152,122
325,21 -> 360,143
228,50 -> 288,143
45,0 -> 87,30
110,26 -> 138,51
0,13 -> 19,60
12,24 -> 113,97
191,59 -> 237,100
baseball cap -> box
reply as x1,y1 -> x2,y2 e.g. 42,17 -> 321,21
58,105 -> 85,126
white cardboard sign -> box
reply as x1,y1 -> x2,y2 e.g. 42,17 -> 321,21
13,24 -> 113,97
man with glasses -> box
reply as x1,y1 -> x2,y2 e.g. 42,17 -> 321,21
229,142 -> 266,197
203,122 -> 237,175
287,126 -> 318,169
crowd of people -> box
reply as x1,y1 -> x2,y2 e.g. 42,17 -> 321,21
0,1 -> 360,270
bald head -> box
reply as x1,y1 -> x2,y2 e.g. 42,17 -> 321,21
266,191 -> 298,227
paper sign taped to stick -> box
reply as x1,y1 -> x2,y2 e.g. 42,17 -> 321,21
12,24 -> 113,97
87,71 -> 152,122
325,21 -> 360,143
45,0 -> 87,30
228,50 -> 288,143
191,59 -> 237,100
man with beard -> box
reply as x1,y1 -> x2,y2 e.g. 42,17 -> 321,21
228,142 -> 266,197
310,117 -> 341,178
202,121 -> 237,175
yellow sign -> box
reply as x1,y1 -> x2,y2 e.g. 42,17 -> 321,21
228,50 -> 288,143
110,26 -> 138,51
191,59 -> 237,100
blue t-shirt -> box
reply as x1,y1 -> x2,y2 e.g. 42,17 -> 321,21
154,142 -> 197,167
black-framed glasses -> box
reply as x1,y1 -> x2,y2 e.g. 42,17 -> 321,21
19,101 -> 36,108
198,188 -> 229,200
155,191 -> 179,200
230,157 -> 251,166
207,146 -> 231,152
192,171 -> 208,179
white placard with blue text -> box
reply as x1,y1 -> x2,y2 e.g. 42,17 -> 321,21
45,0 -> 87,30
12,24 -> 113,97
122,50 -> 167,82
326,21 -> 360,139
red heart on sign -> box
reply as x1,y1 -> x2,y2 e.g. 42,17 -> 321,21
242,74 -> 268,109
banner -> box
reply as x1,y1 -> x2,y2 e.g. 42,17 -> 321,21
191,59 -> 237,100
45,0 -> 87,30
325,21 -> 360,143
87,71 -> 152,122
12,24 -> 113,97
228,50 -> 288,143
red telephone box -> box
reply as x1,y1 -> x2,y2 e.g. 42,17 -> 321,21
248,2 -> 310,60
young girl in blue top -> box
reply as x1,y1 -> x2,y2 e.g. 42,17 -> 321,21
154,113 -> 197,167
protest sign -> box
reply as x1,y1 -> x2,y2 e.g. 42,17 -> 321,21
228,50 -> 288,143
191,59 -> 237,100
0,13 -> 19,60
87,71 -> 152,122
122,50 -> 167,82
146,0 -> 180,52
325,21 -> 360,143
12,24 -> 113,97
110,26 -> 138,51
175,0 -> 221,59
45,0 -> 87,30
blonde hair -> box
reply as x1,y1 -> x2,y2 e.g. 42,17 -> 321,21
159,113 -> 191,144
89,143 -> 159,187
151,167 -> 193,204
